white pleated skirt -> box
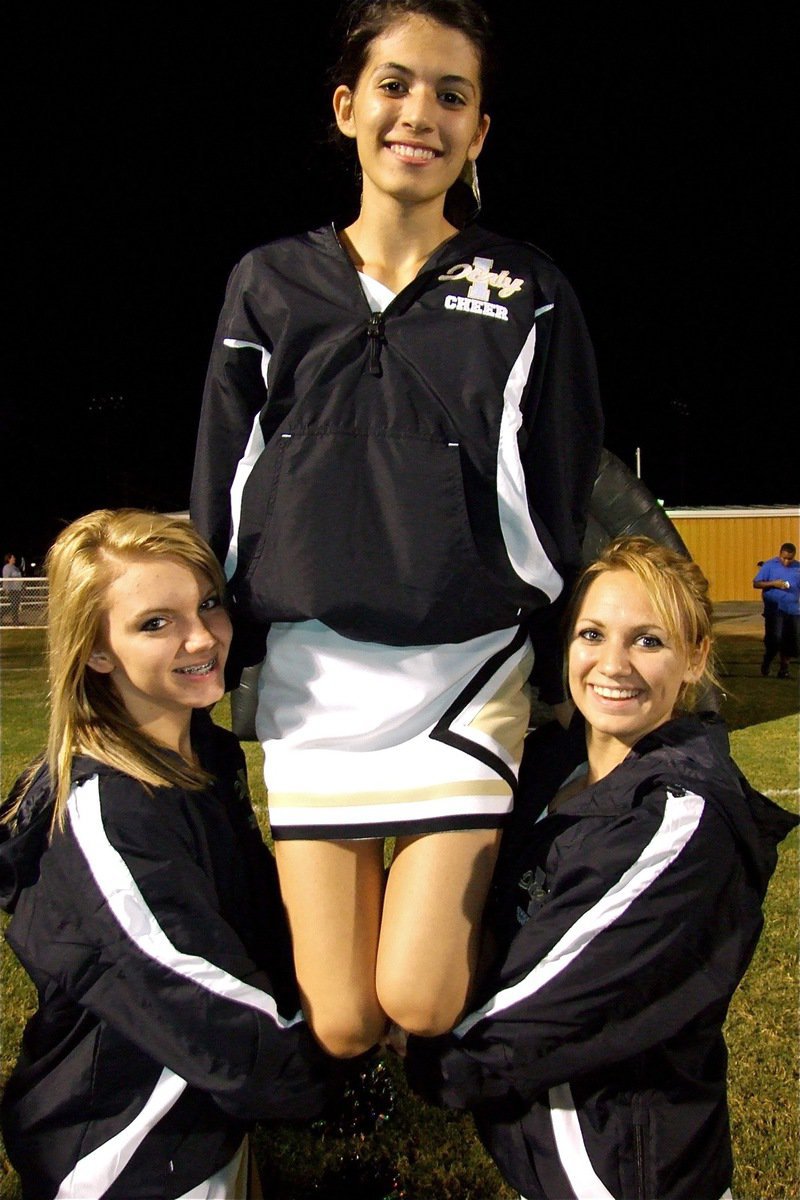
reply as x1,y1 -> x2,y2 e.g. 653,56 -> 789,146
256,620 -> 533,840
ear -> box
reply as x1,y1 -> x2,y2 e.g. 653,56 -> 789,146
466,112 -> 491,162
683,637 -> 710,684
333,85 -> 357,139
87,647 -> 115,675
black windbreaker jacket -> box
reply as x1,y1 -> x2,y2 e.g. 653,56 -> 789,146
191,224 -> 603,652
406,716 -> 798,1200
0,716 -> 333,1200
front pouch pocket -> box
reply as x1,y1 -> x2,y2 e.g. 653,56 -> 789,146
236,428 -> 524,644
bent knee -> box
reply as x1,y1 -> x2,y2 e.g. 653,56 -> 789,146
386,1008 -> 461,1038
307,1008 -> 387,1059
377,981 -> 463,1038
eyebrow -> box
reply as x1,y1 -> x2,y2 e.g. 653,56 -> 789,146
128,606 -> 175,624
372,62 -> 477,91
575,617 -> 671,636
128,588 -> 218,624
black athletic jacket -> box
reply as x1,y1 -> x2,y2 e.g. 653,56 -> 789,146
406,716 -> 798,1200
191,224 -> 602,654
0,715 -> 333,1200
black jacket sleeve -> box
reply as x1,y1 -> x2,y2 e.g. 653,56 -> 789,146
526,596 -> 569,705
191,257 -> 275,681
522,273 -> 602,584
9,769 -> 334,1122
520,273 -> 602,700
406,785 -> 761,1111
191,256 -> 270,569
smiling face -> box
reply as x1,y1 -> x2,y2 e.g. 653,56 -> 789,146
88,555 -> 232,753
568,569 -> 709,768
333,14 -> 489,213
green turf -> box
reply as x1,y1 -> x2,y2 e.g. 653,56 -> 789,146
1,628 -> 797,1199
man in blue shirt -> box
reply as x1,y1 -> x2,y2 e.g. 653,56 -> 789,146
753,542 -> 800,679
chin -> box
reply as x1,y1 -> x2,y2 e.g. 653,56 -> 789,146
590,714 -> 652,742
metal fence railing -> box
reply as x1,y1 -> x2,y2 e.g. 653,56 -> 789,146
0,578 -> 48,628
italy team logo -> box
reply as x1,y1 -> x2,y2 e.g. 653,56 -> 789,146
438,256 -> 525,322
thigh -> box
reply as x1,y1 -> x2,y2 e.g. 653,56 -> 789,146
376,827 -> 502,1035
274,838 -> 387,1056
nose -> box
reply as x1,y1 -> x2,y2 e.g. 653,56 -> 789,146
184,616 -> 218,654
597,636 -> 631,678
401,83 -> 435,131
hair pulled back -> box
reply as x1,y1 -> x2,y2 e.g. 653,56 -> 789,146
331,0 -> 495,225
333,0 -> 495,109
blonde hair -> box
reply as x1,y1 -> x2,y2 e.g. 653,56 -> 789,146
565,536 -> 719,711
7,509 -> 227,833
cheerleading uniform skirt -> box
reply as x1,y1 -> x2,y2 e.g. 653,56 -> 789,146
255,620 -> 533,841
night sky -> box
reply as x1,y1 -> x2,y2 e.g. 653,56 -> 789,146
5,3 -> 794,567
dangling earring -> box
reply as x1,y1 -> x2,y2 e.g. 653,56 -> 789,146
464,158 -> 481,214
446,158 -> 482,227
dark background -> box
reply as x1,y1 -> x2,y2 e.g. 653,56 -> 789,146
5,3 -> 794,569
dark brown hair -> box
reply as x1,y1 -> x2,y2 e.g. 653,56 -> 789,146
332,0 -> 495,110
331,0 -> 495,225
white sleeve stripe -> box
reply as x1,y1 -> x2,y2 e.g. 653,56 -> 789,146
496,323 -> 563,601
548,1082 -> 616,1199
224,410 -> 267,579
224,339 -> 261,348
218,339 -> 271,580
67,777 -> 303,1028
455,788 -> 705,1035
223,338 -> 271,389
55,1067 -> 187,1198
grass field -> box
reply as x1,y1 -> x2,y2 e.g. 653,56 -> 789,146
1,625 -> 797,1199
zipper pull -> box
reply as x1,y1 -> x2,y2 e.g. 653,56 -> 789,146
366,312 -> 385,376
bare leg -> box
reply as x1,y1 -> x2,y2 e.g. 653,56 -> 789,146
376,828 -> 502,1036
274,839 -> 388,1058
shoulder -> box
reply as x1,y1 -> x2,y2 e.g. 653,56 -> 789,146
619,717 -> 747,843
535,718 -> 729,837
61,766 -> 227,886
193,712 -> 246,776
67,766 -> 162,827
220,227 -> 349,323
232,226 -> 336,279
433,227 -> 589,339
464,227 -> 580,296
623,715 -> 726,789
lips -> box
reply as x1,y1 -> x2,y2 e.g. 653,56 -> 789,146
385,141 -> 442,161
589,684 -> 643,700
174,657 -> 218,676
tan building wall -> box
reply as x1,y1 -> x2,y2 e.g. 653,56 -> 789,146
666,507 -> 800,602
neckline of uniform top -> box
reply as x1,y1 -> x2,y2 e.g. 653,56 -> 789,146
327,220 -> 491,319
358,271 -> 396,313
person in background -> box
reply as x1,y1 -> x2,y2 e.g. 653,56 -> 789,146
191,0 -> 602,1063
753,541 -> 799,679
0,510 -> 334,1200
2,551 -> 23,624
406,536 -> 798,1200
